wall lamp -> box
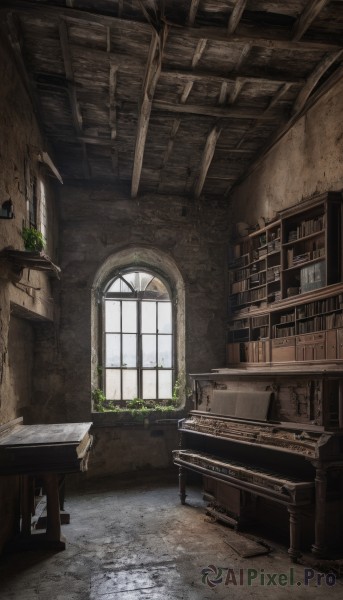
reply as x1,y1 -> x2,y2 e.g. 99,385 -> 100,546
0,199 -> 14,219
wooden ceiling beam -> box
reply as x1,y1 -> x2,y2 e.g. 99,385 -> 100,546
5,12 -> 41,119
194,125 -> 222,199
292,49 -> 343,114
292,0 -> 330,42
153,100 -> 282,120
188,0 -> 200,26
218,81 -> 229,105
191,39 -> 207,68
158,72 -> 196,191
131,30 -> 164,198
162,68 -> 303,87
59,20 -> 83,134
184,24 -> 342,52
1,2 -> 342,52
267,82 -> 292,111
109,63 -> 118,141
228,78 -> 246,105
228,0 -> 247,35
59,19 -> 90,178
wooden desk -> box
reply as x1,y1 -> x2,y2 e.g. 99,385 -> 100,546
0,419 -> 92,550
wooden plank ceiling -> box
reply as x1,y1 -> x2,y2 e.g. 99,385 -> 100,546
1,0 -> 343,199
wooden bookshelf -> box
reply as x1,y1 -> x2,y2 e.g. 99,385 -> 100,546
227,191 -> 343,366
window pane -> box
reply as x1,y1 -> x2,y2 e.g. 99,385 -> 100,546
106,369 -> 121,400
142,370 -> 157,399
122,370 -> 138,400
141,302 -> 156,333
106,334 -> 121,367
158,302 -> 172,333
122,334 -> 137,367
158,335 -> 172,368
105,300 -> 120,332
122,301 -> 137,333
142,334 -> 156,367
158,370 -> 172,399
108,278 -> 131,293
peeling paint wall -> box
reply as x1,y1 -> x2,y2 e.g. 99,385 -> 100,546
229,79 -> 343,225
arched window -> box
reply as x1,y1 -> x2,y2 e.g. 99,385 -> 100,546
102,269 -> 174,402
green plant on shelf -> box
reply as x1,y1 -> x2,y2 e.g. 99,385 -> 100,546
22,226 -> 45,252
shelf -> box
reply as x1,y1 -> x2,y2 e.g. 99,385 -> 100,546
0,249 -> 61,279
283,229 -> 325,247
283,256 -> 325,273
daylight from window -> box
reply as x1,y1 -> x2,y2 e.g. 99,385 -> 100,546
103,271 -> 173,401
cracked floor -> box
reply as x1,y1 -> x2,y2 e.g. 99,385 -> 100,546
0,472 -> 342,599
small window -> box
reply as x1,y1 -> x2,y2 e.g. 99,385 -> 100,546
102,270 -> 173,402
27,176 -> 38,229
38,179 -> 48,242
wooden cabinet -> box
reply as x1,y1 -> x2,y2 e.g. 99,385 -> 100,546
295,332 -> 325,362
227,192 -> 343,366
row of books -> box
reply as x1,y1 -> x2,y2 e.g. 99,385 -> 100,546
231,288 -> 266,307
279,312 -> 295,324
267,266 -> 280,281
297,295 -> 343,318
273,325 -> 295,338
297,313 -> 343,333
287,215 -> 325,242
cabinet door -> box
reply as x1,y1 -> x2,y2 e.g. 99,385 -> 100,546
227,343 -> 240,364
337,328 -> 343,359
314,341 -> 325,360
296,344 -> 305,361
326,329 -> 337,360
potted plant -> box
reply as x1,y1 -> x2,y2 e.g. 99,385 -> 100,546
22,226 -> 45,252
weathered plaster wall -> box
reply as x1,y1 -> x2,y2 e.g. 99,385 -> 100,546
0,38 -> 58,552
229,78 -> 343,224
56,185 -> 230,476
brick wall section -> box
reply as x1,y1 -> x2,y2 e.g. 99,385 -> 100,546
52,184 -> 231,476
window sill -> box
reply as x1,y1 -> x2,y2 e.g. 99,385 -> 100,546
91,407 -> 186,427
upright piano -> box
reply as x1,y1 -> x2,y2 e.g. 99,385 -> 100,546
173,367 -> 343,561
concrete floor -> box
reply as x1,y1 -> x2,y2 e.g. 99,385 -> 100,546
0,471 -> 342,599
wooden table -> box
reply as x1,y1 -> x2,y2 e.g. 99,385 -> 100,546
0,419 -> 92,550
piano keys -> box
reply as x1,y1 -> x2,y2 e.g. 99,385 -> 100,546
173,367 -> 343,561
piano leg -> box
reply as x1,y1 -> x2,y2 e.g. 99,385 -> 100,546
287,506 -> 301,563
311,464 -> 327,558
179,467 -> 187,505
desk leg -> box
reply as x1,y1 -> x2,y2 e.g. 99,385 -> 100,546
21,475 -> 33,537
43,473 -> 66,549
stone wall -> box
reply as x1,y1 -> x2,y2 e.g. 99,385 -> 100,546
0,38 -> 59,552
229,78 -> 343,225
56,184 -> 230,477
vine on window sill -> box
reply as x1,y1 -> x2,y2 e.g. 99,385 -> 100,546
91,372 -> 190,416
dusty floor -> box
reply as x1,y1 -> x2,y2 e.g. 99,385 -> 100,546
0,471 -> 342,599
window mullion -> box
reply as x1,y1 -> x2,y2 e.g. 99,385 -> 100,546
156,300 -> 158,400
120,300 -> 123,401
138,299 -> 142,399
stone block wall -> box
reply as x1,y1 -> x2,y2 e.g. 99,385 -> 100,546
51,185 -> 231,478
0,37 -> 59,552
